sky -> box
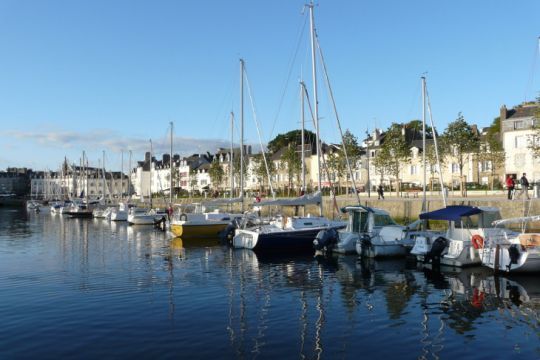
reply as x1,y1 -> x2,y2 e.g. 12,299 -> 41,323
0,0 -> 539,172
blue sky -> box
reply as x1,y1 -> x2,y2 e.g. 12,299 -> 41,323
0,0 -> 539,171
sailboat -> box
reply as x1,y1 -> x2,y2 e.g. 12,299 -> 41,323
232,3 -> 346,253
170,76 -> 245,239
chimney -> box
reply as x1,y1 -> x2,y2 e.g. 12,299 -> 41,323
145,152 -> 151,162
500,105 -> 507,121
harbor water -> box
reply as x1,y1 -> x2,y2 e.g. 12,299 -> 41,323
0,207 -> 538,359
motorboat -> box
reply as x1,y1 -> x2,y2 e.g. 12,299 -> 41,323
170,202 -> 243,239
479,215 -> 540,273
127,207 -> 167,225
314,205 -> 414,257
410,205 -> 509,267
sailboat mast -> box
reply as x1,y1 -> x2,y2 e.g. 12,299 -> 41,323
170,121 -> 174,205
121,150 -> 124,202
300,81 -> 306,192
128,150 -> 132,201
421,76 -> 427,212
150,139 -> 153,209
308,2 -> 322,215
230,111 -> 234,199
240,59 -> 245,212
102,151 -> 106,202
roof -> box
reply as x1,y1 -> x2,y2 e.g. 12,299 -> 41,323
419,205 -> 482,222
506,103 -> 539,120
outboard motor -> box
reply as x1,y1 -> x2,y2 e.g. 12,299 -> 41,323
507,244 -> 521,271
154,216 -> 167,232
313,228 -> 339,251
219,223 -> 237,244
424,237 -> 448,264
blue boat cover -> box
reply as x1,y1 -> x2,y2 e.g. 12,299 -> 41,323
419,205 -> 482,222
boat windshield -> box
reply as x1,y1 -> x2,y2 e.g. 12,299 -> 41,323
349,211 -> 368,233
455,211 -> 503,229
373,214 -> 397,227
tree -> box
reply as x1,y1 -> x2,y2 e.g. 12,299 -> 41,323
267,129 -> 316,154
251,153 -> 275,194
337,130 -> 361,194
527,98 -> 540,158
208,160 -> 224,192
425,142 -> 448,191
280,144 -> 301,196
441,113 -> 479,196
372,123 -> 410,195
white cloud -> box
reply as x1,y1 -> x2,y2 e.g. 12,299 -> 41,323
4,129 -> 233,156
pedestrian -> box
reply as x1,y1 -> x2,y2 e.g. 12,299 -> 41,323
505,175 -> 515,200
377,184 -> 384,200
167,203 -> 174,220
516,173 -> 530,200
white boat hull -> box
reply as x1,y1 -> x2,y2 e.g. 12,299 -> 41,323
480,246 -> 540,273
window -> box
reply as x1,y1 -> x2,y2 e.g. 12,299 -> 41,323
451,163 -> 459,173
410,165 -> 417,175
514,121 -> 524,130
480,161 -> 491,172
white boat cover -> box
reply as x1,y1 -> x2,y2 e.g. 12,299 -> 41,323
492,215 -> 540,226
253,191 -> 322,207
202,197 -> 243,206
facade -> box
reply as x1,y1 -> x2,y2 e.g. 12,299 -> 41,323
29,165 -> 129,201
0,168 -> 30,196
501,102 -> 540,181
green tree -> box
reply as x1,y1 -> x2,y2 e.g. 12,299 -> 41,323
208,160 -> 225,192
267,129 -> 316,154
251,153 -> 275,194
280,144 -> 301,196
478,117 -> 505,190
527,98 -> 540,158
424,141 -> 448,191
441,113 -> 479,196
373,123 -> 410,195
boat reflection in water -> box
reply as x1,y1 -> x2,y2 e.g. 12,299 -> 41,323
202,249 -> 538,359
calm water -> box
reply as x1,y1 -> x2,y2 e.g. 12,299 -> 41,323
0,207 -> 538,359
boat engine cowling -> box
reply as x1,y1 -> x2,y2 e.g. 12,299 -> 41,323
424,236 -> 448,263
313,228 -> 339,251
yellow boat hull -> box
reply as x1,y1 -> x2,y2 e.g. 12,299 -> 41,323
171,222 -> 229,239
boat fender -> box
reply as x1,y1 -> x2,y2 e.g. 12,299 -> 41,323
179,213 -> 188,221
471,235 -> 484,249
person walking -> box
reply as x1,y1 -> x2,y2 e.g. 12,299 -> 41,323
505,175 -> 515,200
516,173 -> 530,200
377,184 -> 385,200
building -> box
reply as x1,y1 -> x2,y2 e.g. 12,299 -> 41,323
500,102 -> 540,181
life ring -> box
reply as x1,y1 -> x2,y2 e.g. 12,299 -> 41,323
179,213 -> 188,221
471,234 -> 484,249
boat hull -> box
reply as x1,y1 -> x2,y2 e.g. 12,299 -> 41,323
480,246 -> 540,273
170,222 -> 229,239
234,227 -> 330,253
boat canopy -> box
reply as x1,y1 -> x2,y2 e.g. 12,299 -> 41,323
419,205 -> 482,222
254,191 -> 322,207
